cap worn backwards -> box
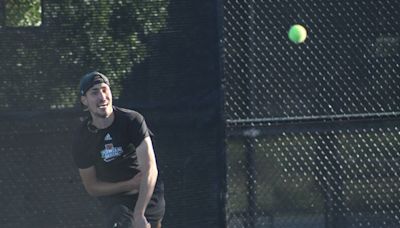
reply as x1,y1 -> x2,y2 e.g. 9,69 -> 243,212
79,71 -> 110,96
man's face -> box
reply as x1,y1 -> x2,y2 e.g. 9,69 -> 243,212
81,83 -> 113,118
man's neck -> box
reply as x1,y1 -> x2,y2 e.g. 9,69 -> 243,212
91,112 -> 115,129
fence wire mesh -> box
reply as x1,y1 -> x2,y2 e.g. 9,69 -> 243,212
226,122 -> 400,228
0,1 -> 223,227
223,0 -> 399,121
222,0 -> 400,227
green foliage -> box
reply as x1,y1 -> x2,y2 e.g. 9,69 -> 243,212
0,0 -> 169,110
226,136 -> 325,215
56,0 -> 169,101
5,0 -> 42,27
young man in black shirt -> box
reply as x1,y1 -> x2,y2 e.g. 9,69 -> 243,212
72,72 -> 165,228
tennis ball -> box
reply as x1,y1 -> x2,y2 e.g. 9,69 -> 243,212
288,24 -> 307,44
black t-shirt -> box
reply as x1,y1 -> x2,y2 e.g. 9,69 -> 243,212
72,106 -> 163,209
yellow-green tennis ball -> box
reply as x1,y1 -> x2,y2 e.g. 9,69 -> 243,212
288,24 -> 307,44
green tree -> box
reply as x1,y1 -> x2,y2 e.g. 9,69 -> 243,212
5,0 -> 42,27
0,0 -> 169,110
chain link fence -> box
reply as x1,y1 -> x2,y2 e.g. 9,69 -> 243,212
0,1 -> 223,227
222,0 -> 400,227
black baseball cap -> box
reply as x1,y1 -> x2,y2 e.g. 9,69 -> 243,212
79,71 -> 110,96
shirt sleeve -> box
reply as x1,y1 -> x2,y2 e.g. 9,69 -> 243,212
129,112 -> 151,148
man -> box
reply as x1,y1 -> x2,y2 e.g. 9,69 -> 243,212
72,71 -> 165,228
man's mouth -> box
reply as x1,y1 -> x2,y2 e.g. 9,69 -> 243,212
98,104 -> 108,109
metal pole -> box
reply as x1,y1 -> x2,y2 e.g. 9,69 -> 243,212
245,137 -> 257,228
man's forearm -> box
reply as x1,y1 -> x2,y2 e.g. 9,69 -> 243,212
85,179 -> 133,197
81,173 -> 141,197
134,165 -> 158,216
133,136 -> 159,221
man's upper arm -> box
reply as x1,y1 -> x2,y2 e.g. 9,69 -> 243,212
78,166 -> 97,194
136,136 -> 157,171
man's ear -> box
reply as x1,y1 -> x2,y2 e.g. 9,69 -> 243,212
81,96 -> 88,106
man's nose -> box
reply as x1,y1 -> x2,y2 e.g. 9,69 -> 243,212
99,91 -> 107,100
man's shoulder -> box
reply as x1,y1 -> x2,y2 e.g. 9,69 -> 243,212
114,106 -> 144,121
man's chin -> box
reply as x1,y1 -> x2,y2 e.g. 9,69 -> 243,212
94,108 -> 113,118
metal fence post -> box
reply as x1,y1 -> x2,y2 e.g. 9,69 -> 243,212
244,137 -> 257,228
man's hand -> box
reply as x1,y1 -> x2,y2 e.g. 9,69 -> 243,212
134,214 -> 150,228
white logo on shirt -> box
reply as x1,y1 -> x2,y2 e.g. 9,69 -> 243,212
101,133 -> 123,162
104,133 -> 112,141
